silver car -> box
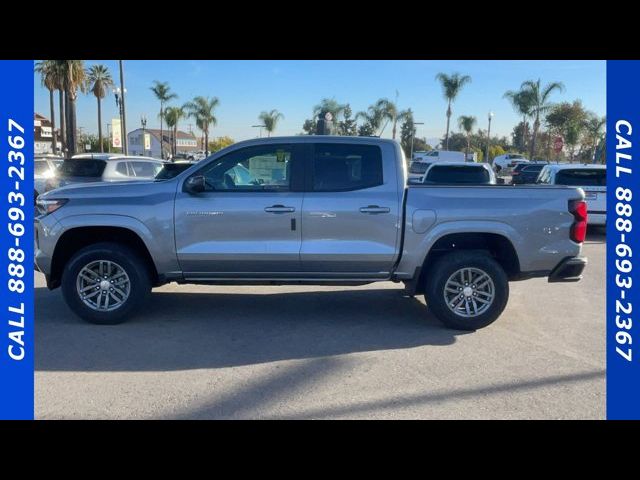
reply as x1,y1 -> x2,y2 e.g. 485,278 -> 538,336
45,154 -> 164,192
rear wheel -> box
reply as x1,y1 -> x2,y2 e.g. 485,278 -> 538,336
61,242 -> 151,324
425,251 -> 509,330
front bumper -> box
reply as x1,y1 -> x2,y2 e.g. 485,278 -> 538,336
548,256 -> 587,283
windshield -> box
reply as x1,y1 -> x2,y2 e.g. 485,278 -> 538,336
59,159 -> 107,178
555,169 -> 606,186
426,165 -> 491,184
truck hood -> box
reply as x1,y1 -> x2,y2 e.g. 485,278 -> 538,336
40,179 -> 164,200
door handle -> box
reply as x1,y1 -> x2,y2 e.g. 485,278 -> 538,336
359,205 -> 390,214
265,205 -> 296,214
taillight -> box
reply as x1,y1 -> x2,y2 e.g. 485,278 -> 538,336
569,200 -> 587,243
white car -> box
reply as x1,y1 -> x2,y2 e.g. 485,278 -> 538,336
420,162 -> 499,185
493,153 -> 529,173
409,150 -> 467,181
34,155 -> 64,201
187,150 -> 207,161
536,164 -> 606,225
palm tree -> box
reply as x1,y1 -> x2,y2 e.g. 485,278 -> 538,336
313,98 -> 347,121
375,98 -> 402,139
457,115 -> 477,158
86,65 -> 114,153
356,104 -> 386,136
58,60 -> 86,157
585,114 -> 606,163
150,81 -> 177,159
520,78 -> 565,160
435,72 -> 472,150
183,96 -> 220,155
258,109 -> 284,137
163,106 -> 185,157
503,89 -> 535,153
34,60 -> 58,154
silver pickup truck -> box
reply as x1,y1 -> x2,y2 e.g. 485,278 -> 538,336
35,136 -> 587,330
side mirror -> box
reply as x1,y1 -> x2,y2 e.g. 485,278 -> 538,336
185,175 -> 206,194
497,178 -> 505,185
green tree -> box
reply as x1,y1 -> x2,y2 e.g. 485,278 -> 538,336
34,60 -> 59,154
183,96 -> 220,155
356,103 -> 385,136
375,98 -> 401,139
208,136 -> 235,153
57,60 -> 86,157
504,89 -> 535,153
511,121 -> 530,153
258,109 -> 284,137
338,104 -> 358,136
520,78 -> 565,159
150,81 -> 178,159
313,97 -> 347,121
585,113 -> 606,163
86,64 -> 114,153
546,101 -> 589,162
301,118 -> 317,135
457,115 -> 477,158
163,106 -> 185,157
435,72 -> 472,150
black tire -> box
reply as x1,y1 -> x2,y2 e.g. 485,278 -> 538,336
425,251 -> 509,331
61,242 -> 151,325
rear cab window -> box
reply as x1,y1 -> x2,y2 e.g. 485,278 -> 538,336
554,169 -> 606,186
425,165 -> 490,184
312,143 -> 383,191
59,159 -> 107,178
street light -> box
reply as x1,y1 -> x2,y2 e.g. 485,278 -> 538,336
113,86 -> 127,154
141,115 -> 147,156
486,111 -> 494,164
252,124 -> 266,138
410,122 -> 425,163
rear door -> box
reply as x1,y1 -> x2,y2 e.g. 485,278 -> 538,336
300,141 -> 401,276
174,143 -> 305,276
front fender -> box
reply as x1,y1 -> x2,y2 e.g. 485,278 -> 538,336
55,214 -> 180,276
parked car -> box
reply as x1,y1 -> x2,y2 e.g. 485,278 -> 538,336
35,136 -> 587,330
510,162 -> 547,185
45,154 -> 165,192
494,153 -> 529,173
187,150 -> 207,161
34,155 -> 64,202
409,150 -> 466,181
536,164 -> 606,225
422,162 -> 498,185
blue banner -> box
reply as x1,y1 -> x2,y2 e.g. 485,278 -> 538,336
607,60 -> 640,419
0,60 -> 34,420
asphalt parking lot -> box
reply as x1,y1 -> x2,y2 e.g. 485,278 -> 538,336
35,228 -> 606,419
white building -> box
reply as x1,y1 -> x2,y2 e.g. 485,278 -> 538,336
127,128 -> 198,158
34,113 -> 62,155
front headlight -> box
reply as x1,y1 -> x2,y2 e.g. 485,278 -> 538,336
36,198 -> 68,216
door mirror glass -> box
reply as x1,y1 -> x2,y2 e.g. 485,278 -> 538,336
185,175 -> 206,194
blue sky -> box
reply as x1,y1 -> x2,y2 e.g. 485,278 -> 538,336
34,60 -> 606,144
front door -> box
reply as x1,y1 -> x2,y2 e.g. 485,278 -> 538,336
174,143 -> 305,277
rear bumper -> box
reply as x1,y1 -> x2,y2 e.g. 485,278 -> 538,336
587,212 -> 606,225
548,256 -> 587,283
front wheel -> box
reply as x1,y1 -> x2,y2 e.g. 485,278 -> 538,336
425,251 -> 509,330
61,242 -> 151,324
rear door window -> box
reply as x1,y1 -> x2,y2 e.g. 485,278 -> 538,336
312,143 -> 383,191
555,169 -> 606,186
425,165 -> 490,184
59,159 -> 107,178
115,162 -> 130,176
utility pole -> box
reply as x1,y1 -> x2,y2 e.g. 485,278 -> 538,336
486,112 -> 494,164
252,124 -> 265,138
119,60 -> 128,155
